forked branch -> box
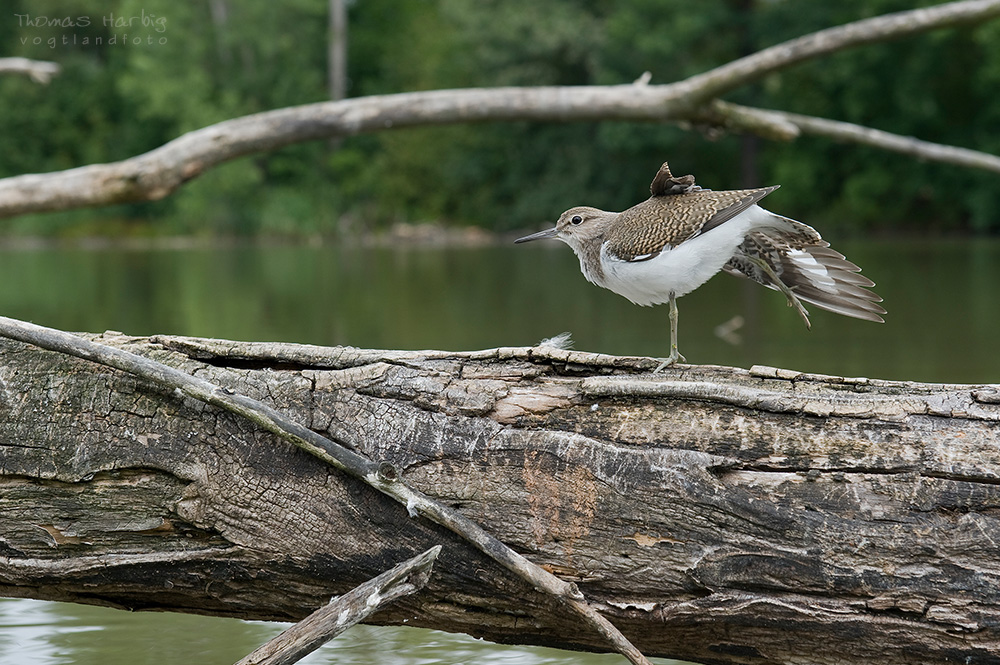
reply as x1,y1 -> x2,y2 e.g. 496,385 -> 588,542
0,0 -> 998,218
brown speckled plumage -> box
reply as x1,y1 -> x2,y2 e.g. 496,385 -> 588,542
514,160 -> 885,367
604,162 -> 777,262
724,230 -> 885,322
606,188 -> 775,261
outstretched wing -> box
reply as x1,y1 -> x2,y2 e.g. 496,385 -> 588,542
724,223 -> 885,324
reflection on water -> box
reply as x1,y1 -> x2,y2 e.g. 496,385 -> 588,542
0,237 -> 996,664
0,598 -> 267,665
0,237 -> 997,383
0,599 -> 690,665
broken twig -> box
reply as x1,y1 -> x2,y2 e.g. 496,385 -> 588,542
235,546 -> 440,665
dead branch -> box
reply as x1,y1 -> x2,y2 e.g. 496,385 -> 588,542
1,0 -> 999,218
235,546 -> 440,665
706,101 -> 1000,173
0,57 -> 60,84
676,0 -> 1000,104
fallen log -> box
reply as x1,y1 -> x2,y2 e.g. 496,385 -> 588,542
1,329 -> 999,665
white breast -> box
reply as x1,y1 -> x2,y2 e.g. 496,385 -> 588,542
596,205 -> 773,306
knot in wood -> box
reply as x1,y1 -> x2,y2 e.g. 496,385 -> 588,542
376,461 -> 400,483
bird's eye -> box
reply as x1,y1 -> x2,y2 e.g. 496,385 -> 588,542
571,215 -> 583,225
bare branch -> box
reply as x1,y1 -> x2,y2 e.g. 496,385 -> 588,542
687,100 -> 802,141
678,0 -> 1000,104
1,0 -> 998,219
780,109 -> 1000,174
0,85 -> 693,219
235,546 -> 440,665
707,101 -> 1000,174
0,57 -> 61,84
4,78 -> 999,220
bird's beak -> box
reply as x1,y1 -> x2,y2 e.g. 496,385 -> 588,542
514,227 -> 559,244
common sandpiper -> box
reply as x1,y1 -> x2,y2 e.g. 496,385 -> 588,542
515,162 -> 885,370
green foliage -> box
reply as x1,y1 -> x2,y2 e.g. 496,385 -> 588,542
0,0 -> 998,236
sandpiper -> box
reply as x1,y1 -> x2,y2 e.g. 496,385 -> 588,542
515,162 -> 885,370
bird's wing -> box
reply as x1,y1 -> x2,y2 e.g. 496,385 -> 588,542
696,185 -> 779,236
605,187 -> 779,262
723,229 -> 885,323
649,162 -> 698,196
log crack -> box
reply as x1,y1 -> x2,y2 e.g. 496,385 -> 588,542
3,331 -> 1000,664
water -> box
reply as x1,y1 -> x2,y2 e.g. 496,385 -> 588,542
0,598 -> 665,665
0,238 -> 997,383
0,237 -> 997,665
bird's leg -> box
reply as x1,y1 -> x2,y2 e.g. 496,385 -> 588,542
748,256 -> 812,329
654,292 -> 686,372
669,293 -> 686,363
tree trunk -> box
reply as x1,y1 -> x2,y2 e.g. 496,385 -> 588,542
2,333 -> 999,665
328,0 -> 347,102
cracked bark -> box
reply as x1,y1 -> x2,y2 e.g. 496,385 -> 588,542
2,333 -> 1000,665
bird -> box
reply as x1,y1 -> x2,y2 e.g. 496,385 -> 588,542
514,162 -> 885,371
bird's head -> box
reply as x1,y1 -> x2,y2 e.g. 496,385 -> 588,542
514,206 -> 614,252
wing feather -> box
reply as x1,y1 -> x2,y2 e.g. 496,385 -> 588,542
605,186 -> 779,262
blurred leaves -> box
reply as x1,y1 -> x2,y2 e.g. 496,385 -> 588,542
1,0 -> 998,235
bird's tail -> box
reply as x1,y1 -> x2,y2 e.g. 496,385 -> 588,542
723,215 -> 885,327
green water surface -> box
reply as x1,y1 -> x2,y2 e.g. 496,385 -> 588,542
0,238 -> 996,382
0,237 -> 996,664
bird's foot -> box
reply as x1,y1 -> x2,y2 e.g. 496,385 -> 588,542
653,349 -> 686,372
785,293 -> 812,330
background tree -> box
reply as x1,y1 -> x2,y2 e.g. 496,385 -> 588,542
1,0 -> 998,235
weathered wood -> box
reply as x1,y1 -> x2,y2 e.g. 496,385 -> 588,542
236,546 -> 439,665
2,331 -> 1000,665
0,316 -> 652,665
2,0 -> 1000,219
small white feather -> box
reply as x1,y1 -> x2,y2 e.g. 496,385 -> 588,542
538,332 -> 574,350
